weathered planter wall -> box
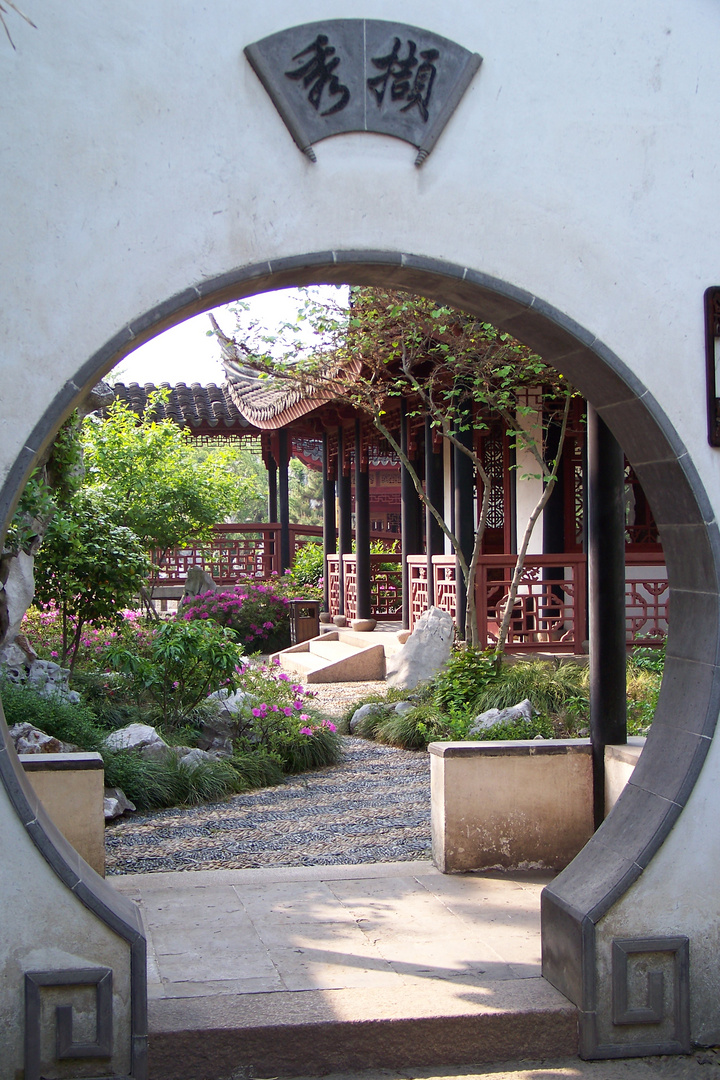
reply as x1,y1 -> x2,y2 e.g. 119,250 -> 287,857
430,740 -> 594,872
20,752 -> 106,876
604,740 -> 645,818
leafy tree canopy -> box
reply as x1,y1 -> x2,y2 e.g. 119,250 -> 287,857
80,392 -> 242,558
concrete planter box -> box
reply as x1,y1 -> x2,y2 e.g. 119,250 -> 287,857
605,736 -> 645,815
19,752 -> 106,876
429,739 -> 595,873
430,738 -> 647,874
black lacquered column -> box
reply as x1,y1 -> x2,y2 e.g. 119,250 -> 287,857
322,432 -> 336,613
337,426 -> 352,616
453,410 -> 475,637
587,404 -> 627,827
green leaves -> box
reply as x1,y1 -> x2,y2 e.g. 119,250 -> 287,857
33,491 -> 151,667
81,393 -> 239,553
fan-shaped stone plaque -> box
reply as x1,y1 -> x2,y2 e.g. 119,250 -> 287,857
245,19 -> 482,164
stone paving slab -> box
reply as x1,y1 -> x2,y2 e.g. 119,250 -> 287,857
112,861 -> 553,1003
285,1057 -> 720,1080
112,861 -> 581,1076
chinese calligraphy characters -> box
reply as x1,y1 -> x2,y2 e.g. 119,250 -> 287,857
246,19 -> 482,165
285,32 -> 440,124
285,34 -> 350,116
367,38 -> 439,123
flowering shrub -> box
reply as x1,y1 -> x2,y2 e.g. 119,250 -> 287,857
22,604 -> 146,668
230,659 -> 341,773
99,618 -> 246,727
179,583 -> 290,652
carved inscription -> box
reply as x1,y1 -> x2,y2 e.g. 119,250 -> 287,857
285,34 -> 350,116
368,38 -> 439,122
245,20 -> 482,165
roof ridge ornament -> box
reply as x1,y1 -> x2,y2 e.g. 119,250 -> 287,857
245,19 -> 482,166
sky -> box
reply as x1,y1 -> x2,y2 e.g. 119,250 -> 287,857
114,287 -> 347,387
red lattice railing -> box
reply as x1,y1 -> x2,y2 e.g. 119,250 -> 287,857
326,554 -> 402,621
407,552 -> 667,651
150,523 -> 324,585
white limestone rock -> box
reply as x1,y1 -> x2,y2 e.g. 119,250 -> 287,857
105,723 -> 171,759
104,787 -> 137,820
386,606 -> 454,690
182,565 -> 218,600
1,550 -> 36,645
467,698 -> 536,736
10,722 -> 64,754
349,702 -> 387,734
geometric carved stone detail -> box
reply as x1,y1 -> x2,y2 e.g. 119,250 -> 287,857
611,937 -> 690,1053
25,968 -> 113,1080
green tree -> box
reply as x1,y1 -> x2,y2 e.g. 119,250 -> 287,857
216,287 -> 574,650
289,458 -> 324,526
188,443 -> 269,524
33,492 -> 150,668
81,392 -> 241,565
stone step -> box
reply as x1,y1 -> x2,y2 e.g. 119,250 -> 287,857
148,979 -> 577,1078
274,633 -> 387,682
276,650 -> 338,675
306,639 -> 364,661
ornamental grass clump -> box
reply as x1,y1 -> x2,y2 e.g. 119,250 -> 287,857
180,583 -> 290,652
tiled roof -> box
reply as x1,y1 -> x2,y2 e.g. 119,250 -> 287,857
212,314 -> 333,429
109,382 -> 253,431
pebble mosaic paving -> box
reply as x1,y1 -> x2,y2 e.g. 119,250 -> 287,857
105,735 -> 431,875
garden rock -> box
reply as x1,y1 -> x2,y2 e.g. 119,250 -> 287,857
0,636 -> 37,675
386,606 -> 454,690
105,723 -> 171,759
3,654 -> 81,704
197,714 -> 240,757
182,565 -> 218,599
104,786 -> 136,820
177,747 -> 213,769
349,702 -> 386,734
394,700 -> 416,716
1,550 -> 36,647
27,659 -> 81,703
207,687 -> 252,716
9,722 -> 76,755
467,698 -> 536,736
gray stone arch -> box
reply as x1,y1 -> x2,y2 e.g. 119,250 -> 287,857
3,251 -> 718,1071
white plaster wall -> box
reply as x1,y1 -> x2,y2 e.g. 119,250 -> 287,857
2,0 -> 720,1055
513,391 -> 545,556
0,779 -> 132,1076
2,0 -> 720,495
599,729 -> 720,1044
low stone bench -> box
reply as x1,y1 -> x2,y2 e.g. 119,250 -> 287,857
430,737 -> 646,873
19,752 -> 105,876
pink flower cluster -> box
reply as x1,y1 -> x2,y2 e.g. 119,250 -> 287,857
300,720 -> 337,736
179,584 -> 289,648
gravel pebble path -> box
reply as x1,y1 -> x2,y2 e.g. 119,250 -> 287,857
105,732 -> 431,876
